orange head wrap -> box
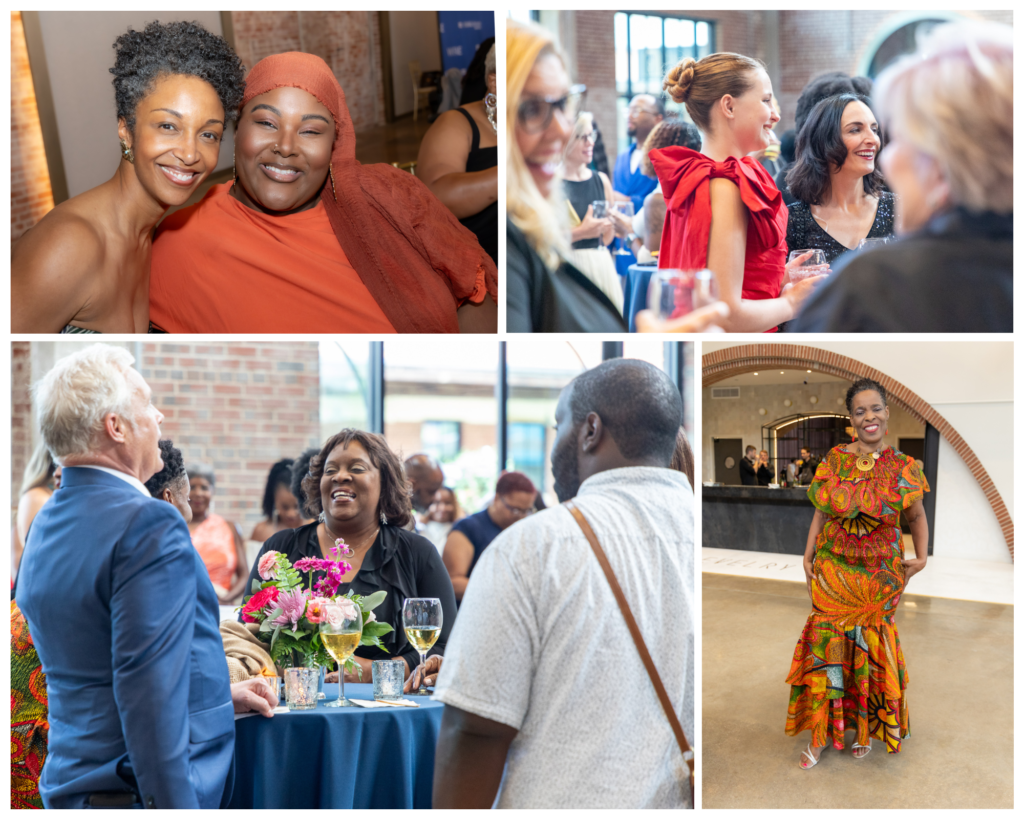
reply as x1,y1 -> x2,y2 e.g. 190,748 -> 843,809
238,52 -> 496,333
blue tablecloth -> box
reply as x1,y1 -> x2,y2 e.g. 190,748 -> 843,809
229,683 -> 445,809
623,263 -> 658,332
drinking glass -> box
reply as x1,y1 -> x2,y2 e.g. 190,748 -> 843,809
647,269 -> 719,320
857,237 -> 892,252
787,249 -> 828,283
613,200 -> 635,255
402,598 -> 443,696
591,200 -> 611,219
320,601 -> 363,708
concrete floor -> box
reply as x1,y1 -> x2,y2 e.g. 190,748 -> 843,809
701,573 -> 1013,809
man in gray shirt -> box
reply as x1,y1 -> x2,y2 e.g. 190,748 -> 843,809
431,359 -> 694,808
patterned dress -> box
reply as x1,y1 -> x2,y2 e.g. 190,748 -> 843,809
785,446 -> 928,753
11,602 -> 48,809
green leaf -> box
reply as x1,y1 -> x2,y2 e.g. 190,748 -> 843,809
250,578 -> 262,594
270,625 -> 283,650
360,590 -> 387,611
362,621 -> 393,639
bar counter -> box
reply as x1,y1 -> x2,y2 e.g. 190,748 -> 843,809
701,485 -> 815,555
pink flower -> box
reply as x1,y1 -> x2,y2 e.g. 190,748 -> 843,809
305,597 -> 332,624
294,557 -> 325,573
332,538 -> 354,558
325,597 -> 359,627
258,551 -> 283,581
271,587 -> 311,631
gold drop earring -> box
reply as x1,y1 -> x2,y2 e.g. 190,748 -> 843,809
119,138 -> 134,164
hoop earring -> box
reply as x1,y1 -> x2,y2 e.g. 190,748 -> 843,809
329,163 -> 337,201
380,510 -> 388,526
119,138 -> 134,164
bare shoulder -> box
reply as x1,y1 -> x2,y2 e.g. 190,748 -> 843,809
419,109 -> 473,157
708,176 -> 747,221
13,203 -> 105,275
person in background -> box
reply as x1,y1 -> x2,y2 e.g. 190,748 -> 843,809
443,472 -> 537,603
420,486 -> 464,556
506,20 -> 628,333
291,446 -> 320,515
798,448 -> 820,484
16,344 -> 274,809
777,72 -> 873,206
792,21 -> 1011,333
612,94 -> 666,275
250,459 -> 307,543
460,36 -> 495,105
562,112 -> 625,312
671,428 -> 696,489
144,440 -> 192,521
590,121 -> 611,177
740,445 -> 758,486
774,129 -> 796,196
756,449 -> 772,486
13,443 -> 59,581
404,453 -> 445,515
432,358 -> 693,808
786,458 -> 800,487
418,44 -> 498,264
187,464 -> 248,602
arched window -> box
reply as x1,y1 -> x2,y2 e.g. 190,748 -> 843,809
858,12 -> 961,79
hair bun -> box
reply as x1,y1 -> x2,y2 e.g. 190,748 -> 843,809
664,57 -> 698,103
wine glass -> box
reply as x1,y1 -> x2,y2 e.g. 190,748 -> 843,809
857,237 -> 892,252
591,199 -> 611,219
787,249 -> 828,283
612,200 -> 635,255
320,601 -> 363,708
402,598 -> 443,696
647,269 -> 719,320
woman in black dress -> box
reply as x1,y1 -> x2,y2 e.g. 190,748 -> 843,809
418,45 -> 497,263
244,430 -> 457,682
784,93 -> 895,268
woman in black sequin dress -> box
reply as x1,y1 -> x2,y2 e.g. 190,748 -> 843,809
784,93 -> 895,267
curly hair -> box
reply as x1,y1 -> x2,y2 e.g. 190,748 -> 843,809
145,439 -> 187,497
640,118 -> 701,178
786,94 -> 885,206
845,378 -> 888,414
301,430 -> 412,528
110,20 -> 246,133
260,459 -> 294,520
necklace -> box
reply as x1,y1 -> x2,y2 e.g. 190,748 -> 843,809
484,93 -> 497,133
321,521 -> 380,560
853,443 -> 885,473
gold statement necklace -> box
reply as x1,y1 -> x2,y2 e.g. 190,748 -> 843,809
854,442 -> 885,473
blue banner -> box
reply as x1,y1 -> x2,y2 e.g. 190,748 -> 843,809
438,11 -> 495,72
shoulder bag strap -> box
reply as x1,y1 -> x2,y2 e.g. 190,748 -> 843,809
564,501 -> 695,790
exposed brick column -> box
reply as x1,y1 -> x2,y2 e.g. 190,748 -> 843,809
11,343 -> 34,507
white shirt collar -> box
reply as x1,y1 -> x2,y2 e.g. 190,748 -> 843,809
75,465 -> 151,497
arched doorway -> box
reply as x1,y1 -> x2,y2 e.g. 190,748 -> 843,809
703,344 -> 1013,560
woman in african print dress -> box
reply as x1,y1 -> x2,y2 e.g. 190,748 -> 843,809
786,378 -> 929,769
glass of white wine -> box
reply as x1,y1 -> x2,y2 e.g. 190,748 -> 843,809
402,597 -> 442,696
320,601 -> 363,708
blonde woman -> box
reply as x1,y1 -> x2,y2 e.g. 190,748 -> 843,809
562,112 -> 625,312
506,21 -> 626,333
13,442 -> 60,577
793,21 -> 1012,333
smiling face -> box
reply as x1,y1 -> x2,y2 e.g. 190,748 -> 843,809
319,441 -> 382,531
836,99 -> 880,177
118,74 -> 225,207
565,122 -> 594,167
428,487 -> 457,523
849,390 -> 889,447
189,475 -> 213,518
516,52 -> 572,199
728,68 -> 779,154
233,86 -> 336,214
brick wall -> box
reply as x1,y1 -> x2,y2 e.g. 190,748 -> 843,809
11,12 -> 55,245
230,11 -> 386,131
11,344 -> 33,505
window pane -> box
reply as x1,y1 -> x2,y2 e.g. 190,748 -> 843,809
505,339 -> 604,506
614,12 -> 629,96
383,338 -> 498,514
319,340 -> 370,442
696,21 -> 711,55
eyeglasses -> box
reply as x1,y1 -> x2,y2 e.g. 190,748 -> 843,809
499,496 -> 535,518
627,106 -> 659,117
574,130 -> 598,145
517,84 -> 587,134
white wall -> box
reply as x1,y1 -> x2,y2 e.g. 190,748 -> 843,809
703,342 -> 1013,562
389,11 -> 441,118
37,11 -> 232,198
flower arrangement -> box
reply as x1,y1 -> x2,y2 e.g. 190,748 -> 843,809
238,540 -> 393,673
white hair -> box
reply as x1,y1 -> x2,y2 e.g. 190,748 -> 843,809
33,344 -> 137,463
874,20 -> 1012,214
485,43 -> 495,77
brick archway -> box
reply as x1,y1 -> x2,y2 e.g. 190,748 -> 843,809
703,344 -> 1013,560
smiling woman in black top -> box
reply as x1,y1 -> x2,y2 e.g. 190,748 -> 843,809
244,429 -> 457,681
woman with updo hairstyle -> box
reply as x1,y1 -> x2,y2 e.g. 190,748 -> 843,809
244,430 -> 456,682
12,20 -> 245,333
785,378 -> 929,769
649,54 -> 824,333
792,21 -> 1011,333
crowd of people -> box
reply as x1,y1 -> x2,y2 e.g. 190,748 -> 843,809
12,344 -> 695,808
507,18 -> 1012,333
11,21 -> 497,334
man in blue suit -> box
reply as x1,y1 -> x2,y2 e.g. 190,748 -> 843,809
17,345 -> 276,809
612,94 -> 665,276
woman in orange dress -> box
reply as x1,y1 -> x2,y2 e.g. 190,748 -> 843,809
186,465 -> 248,602
786,378 -> 929,768
150,52 -> 497,334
